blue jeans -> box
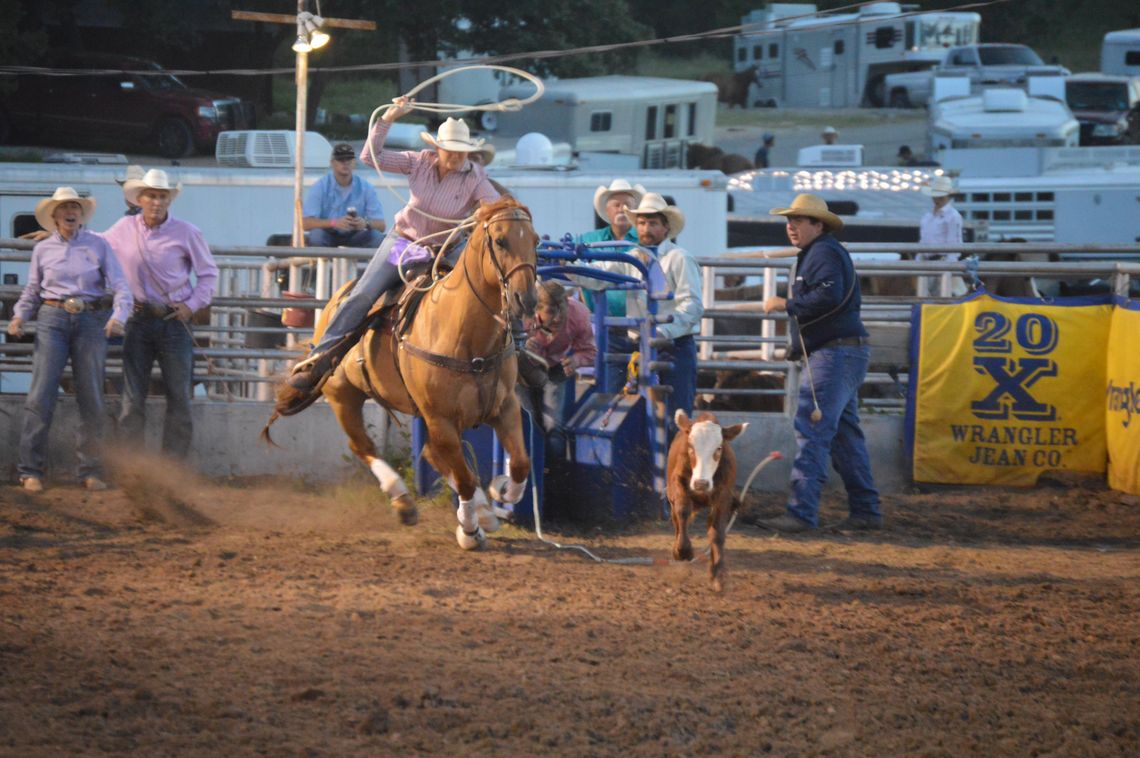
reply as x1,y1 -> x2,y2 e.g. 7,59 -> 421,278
787,344 -> 881,527
120,311 -> 195,457
18,306 -> 110,480
312,233 -> 402,354
308,227 -> 384,249
658,334 -> 697,430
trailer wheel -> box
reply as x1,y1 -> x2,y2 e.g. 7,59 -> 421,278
888,89 -> 912,109
156,118 -> 194,159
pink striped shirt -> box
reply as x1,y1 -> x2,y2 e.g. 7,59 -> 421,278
361,120 -> 499,242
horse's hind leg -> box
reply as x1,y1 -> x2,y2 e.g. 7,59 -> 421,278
420,420 -> 494,550
324,373 -> 417,525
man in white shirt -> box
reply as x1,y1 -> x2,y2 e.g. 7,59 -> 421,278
917,175 -> 965,297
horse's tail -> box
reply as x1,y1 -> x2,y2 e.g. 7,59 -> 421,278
260,410 -> 282,448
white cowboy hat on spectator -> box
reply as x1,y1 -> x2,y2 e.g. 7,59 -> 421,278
769,193 -> 844,232
114,164 -> 146,187
593,179 -> 647,220
420,117 -> 485,152
623,192 -> 685,238
822,125 -> 838,136
123,168 -> 182,205
921,175 -> 957,198
34,187 -> 96,232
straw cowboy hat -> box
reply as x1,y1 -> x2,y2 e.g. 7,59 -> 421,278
420,117 -> 485,153
624,192 -> 685,238
769,193 -> 844,232
921,175 -> 957,198
593,179 -> 647,220
472,143 -> 495,166
114,164 -> 146,187
123,168 -> 182,206
34,187 -> 96,232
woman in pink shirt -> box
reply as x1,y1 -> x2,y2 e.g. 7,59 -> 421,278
289,97 -> 500,392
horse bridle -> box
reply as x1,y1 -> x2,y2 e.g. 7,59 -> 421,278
463,207 -> 537,323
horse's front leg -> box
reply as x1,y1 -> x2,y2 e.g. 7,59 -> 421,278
487,392 -> 531,508
324,370 -> 417,525
420,419 -> 496,550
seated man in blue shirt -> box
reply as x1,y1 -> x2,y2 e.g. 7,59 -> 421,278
303,143 -> 385,248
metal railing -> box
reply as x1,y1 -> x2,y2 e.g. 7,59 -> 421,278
2,237 -> 1138,413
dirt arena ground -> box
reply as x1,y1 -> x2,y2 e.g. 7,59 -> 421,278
2,459 -> 1138,756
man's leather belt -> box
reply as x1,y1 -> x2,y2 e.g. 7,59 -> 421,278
42,297 -> 112,314
133,302 -> 175,318
817,335 -> 869,350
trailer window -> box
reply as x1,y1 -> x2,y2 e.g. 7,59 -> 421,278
769,43 -> 779,59
1127,52 -> 1140,66
874,26 -> 896,49
834,40 -> 845,55
687,103 -> 697,136
753,45 -> 763,60
737,47 -> 746,63
590,111 -> 612,132
646,105 -> 658,140
664,104 -> 677,139
905,21 -> 915,49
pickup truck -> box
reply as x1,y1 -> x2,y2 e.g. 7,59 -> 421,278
883,44 -> 1069,108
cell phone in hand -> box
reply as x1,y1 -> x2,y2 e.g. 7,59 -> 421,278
346,207 -> 358,218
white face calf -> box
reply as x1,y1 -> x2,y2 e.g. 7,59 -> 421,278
687,420 -> 724,493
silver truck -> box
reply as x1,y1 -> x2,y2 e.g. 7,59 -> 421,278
883,43 -> 1069,108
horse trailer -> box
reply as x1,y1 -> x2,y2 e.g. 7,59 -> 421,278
1101,28 -> 1140,77
733,2 -> 980,108
494,76 -> 717,169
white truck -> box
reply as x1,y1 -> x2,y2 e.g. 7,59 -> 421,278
883,43 -> 1069,108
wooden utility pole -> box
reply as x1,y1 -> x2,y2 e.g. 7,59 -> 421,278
231,5 -> 376,248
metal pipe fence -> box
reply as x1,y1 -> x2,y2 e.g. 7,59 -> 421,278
2,237 -> 1137,411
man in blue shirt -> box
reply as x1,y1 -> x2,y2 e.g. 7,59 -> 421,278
303,143 -> 385,248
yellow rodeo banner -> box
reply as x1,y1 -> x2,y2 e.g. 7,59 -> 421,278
907,293 -> 1114,486
1106,302 -> 1140,495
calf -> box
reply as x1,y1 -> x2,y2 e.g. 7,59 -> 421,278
666,409 -> 749,592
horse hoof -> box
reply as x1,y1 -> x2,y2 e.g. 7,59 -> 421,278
392,494 -> 418,526
488,474 -> 524,505
476,502 -> 500,533
456,525 -> 486,551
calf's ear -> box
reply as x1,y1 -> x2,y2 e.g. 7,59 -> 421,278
722,422 -> 749,442
674,409 -> 692,432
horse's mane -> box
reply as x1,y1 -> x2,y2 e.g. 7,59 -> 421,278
474,195 -> 531,224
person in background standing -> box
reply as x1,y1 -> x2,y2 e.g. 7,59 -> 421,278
821,126 -> 839,145
9,187 -> 132,491
754,133 -> 775,168
102,169 -> 218,458
917,175 -> 965,298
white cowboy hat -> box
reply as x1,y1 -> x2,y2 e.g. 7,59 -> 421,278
593,179 -> 647,221
623,192 -> 686,238
472,143 -> 496,166
123,168 -> 182,206
769,193 -> 844,232
114,164 -> 146,187
822,125 -> 838,135
420,117 -> 485,153
921,175 -> 957,198
34,187 -> 96,232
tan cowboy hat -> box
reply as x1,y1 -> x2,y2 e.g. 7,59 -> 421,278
123,168 -> 182,205
34,187 -> 96,232
769,193 -> 844,232
624,192 -> 685,238
420,117 -> 485,153
472,143 -> 496,166
921,175 -> 957,198
114,164 -> 146,187
593,179 -> 647,220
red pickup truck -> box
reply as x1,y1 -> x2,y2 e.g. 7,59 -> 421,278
0,51 -> 256,158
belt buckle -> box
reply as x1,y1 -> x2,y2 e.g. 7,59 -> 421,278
63,296 -> 85,314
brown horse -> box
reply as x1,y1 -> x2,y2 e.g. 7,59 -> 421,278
265,196 -> 540,550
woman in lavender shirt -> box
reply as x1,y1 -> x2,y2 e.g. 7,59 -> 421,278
7,188 -> 132,492
289,96 -> 499,392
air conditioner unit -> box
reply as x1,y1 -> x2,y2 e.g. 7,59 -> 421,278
796,145 -> 864,167
44,152 -> 128,165
215,130 -> 334,168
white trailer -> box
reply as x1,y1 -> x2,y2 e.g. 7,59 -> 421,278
1101,28 -> 1140,77
733,2 -> 980,108
494,76 -> 718,169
